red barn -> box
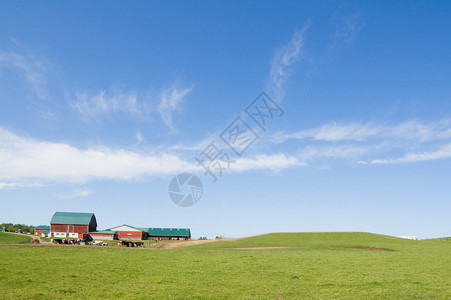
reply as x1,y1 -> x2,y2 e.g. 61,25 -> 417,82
35,225 -> 50,236
109,225 -> 145,240
50,212 -> 97,239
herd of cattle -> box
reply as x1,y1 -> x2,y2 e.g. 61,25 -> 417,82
117,240 -> 144,247
52,239 -> 85,245
51,239 -> 145,247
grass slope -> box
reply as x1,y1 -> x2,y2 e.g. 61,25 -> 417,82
0,232 -> 32,244
197,232 -> 412,249
0,232 -> 449,299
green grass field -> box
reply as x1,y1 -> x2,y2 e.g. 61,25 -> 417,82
0,232 -> 449,299
0,232 -> 32,244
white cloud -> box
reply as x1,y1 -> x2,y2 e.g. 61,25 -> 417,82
270,122 -> 379,143
269,25 -> 309,102
0,51 -> 48,98
232,154 -> 304,172
389,119 -> 451,142
0,127 -> 300,187
269,119 -> 451,143
0,127 -> 196,183
169,119 -> 451,168
262,119 -> 451,166
297,143 -> 384,161
371,143 -> 451,164
0,182 -> 43,190
157,84 -> 193,133
58,189 -> 93,199
136,131 -> 144,143
1,121 -> 450,189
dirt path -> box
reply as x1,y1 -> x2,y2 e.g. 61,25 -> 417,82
151,238 -> 239,249
220,247 -> 297,250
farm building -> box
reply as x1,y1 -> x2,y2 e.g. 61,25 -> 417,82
45,212 -> 191,241
50,212 -> 97,239
89,230 -> 118,240
137,227 -> 191,240
109,225 -> 145,240
109,225 -> 191,240
34,225 -> 50,236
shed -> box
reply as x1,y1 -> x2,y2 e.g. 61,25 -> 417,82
89,230 -> 118,240
137,227 -> 191,240
109,225 -> 145,240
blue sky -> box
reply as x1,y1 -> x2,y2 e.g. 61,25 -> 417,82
0,1 -> 450,239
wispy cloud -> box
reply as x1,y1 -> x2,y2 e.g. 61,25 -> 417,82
168,133 -> 220,152
269,25 -> 309,102
233,154 -> 304,172
58,189 -> 93,199
371,143 -> 451,164
72,89 -> 145,119
171,119 -> 451,168
269,122 -> 379,143
157,84 -> 193,133
0,182 -> 43,190
2,119 -> 450,189
0,50 -> 48,99
297,143 -> 386,162
72,83 -> 193,132
329,6 -> 364,48
261,119 -> 451,166
136,131 -> 144,144
268,119 -> 451,143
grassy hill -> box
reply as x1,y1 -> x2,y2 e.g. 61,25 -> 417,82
0,232 -> 32,244
0,232 -> 449,298
196,232 -> 416,249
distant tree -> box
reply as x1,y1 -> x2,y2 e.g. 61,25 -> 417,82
0,223 -> 35,234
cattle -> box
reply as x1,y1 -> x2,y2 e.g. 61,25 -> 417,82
118,240 -> 143,247
118,240 -> 132,247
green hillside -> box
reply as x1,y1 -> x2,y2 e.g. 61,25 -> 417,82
198,232 -> 413,249
0,232 -> 32,244
196,232 -> 450,252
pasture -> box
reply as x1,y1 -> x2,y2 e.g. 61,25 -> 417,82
0,232 -> 32,244
0,232 -> 449,299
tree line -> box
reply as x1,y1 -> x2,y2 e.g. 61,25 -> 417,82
0,223 -> 35,233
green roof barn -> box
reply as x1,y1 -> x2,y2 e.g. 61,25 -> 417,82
50,212 -> 97,239
137,227 -> 191,240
